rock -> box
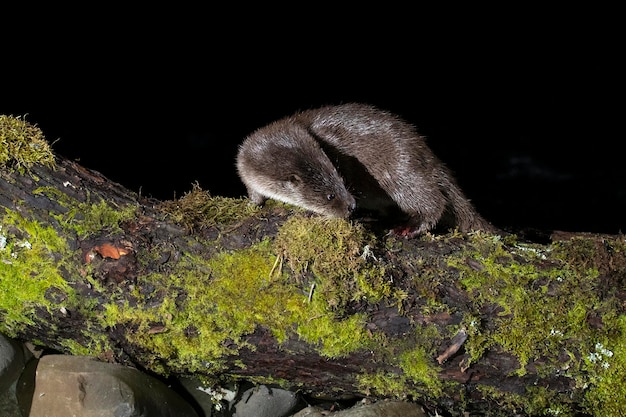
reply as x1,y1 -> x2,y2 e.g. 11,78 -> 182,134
324,400 -> 426,417
0,333 -> 29,392
177,375 -> 218,417
0,381 -> 22,417
15,356 -> 38,416
230,384 -> 302,417
0,333 -> 31,417
289,405 -> 325,416
27,355 -> 199,417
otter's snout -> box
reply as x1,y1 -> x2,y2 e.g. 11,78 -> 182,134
331,196 -> 356,219
342,196 -> 356,218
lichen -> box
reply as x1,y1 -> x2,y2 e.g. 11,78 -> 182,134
0,114 -> 55,174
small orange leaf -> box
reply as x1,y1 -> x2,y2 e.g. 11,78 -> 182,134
95,243 -> 121,260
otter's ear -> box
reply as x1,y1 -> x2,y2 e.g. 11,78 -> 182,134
287,174 -> 302,185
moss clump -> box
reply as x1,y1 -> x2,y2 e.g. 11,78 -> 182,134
0,114 -> 55,174
275,216 -> 366,274
0,209 -> 75,335
158,182 -> 259,231
274,215 -> 392,309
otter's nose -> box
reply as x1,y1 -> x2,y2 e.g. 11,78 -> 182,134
348,201 -> 356,213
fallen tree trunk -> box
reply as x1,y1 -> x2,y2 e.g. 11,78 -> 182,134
1,123 -> 625,416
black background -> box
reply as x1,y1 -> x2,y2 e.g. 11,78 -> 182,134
2,9 -> 623,235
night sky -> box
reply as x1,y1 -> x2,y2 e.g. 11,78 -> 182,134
2,11 -> 623,235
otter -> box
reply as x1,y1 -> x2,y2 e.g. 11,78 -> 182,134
236,103 -> 495,236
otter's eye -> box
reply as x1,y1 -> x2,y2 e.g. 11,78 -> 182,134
327,194 -> 335,201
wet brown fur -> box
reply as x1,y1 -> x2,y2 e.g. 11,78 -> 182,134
236,103 -> 496,235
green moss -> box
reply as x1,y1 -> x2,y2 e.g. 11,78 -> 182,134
459,313 -> 490,365
356,371 -> 412,398
71,199 -> 137,238
475,385 -> 576,417
33,187 -> 137,238
551,235 -> 608,273
0,114 -> 55,174
353,321 -> 443,400
445,233 -> 626,415
0,209 -> 75,335
355,344 -> 442,400
276,215 -> 448,394
0,191 -> 385,374
448,235 -> 604,376
399,345 -> 442,396
274,215 -> 391,309
525,387 -> 575,417
0,188 -> 137,354
581,314 -> 626,417
98,236 -> 375,375
158,182 -> 259,230
60,333 -> 113,357
293,295 -> 368,358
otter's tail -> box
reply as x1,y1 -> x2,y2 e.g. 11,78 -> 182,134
442,177 -> 498,233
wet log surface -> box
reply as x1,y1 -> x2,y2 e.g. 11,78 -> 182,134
1,154 -> 625,417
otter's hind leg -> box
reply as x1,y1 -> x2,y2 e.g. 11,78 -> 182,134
385,179 -> 448,235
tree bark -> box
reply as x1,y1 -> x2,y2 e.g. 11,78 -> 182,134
1,153 -> 625,417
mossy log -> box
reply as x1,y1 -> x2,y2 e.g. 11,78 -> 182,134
1,130 -> 625,416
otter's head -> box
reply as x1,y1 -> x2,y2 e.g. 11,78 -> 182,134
237,124 -> 356,219
282,153 -> 357,218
